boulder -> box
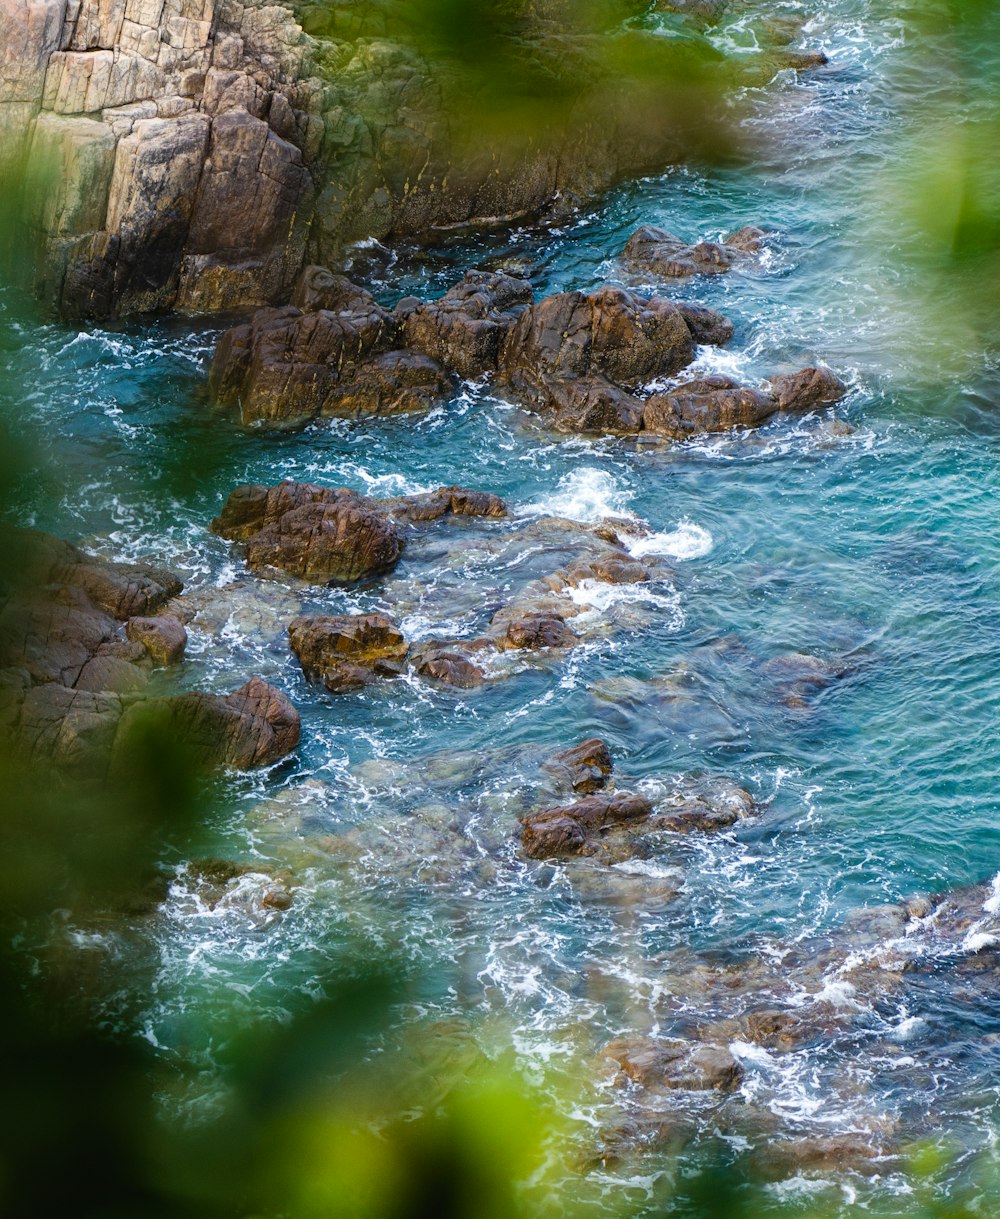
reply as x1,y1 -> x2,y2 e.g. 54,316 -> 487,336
125,615 -> 187,666
413,648 -> 486,689
208,294 -> 402,427
495,612 -> 580,652
653,776 -> 755,833
544,738 -> 614,793
387,486 -> 507,523
604,1036 -> 743,1092
124,676 -> 301,770
211,482 -> 403,584
520,792 -> 654,858
288,613 -> 408,692
623,225 -> 736,278
403,271 -> 534,379
767,366 -> 847,412
500,285 -> 697,392
642,376 -> 779,440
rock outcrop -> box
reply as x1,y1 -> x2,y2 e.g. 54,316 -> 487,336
1,0 -> 751,320
0,527 -> 299,773
288,612 -> 408,691
211,479 -> 506,583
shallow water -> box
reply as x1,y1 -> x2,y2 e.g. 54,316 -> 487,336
3,0 -> 1000,1209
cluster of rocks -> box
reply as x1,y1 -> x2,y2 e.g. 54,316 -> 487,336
622,222 -> 768,279
210,260 -> 847,436
0,527 -> 299,775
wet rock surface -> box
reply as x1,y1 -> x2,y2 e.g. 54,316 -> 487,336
0,527 -> 299,773
289,612 -> 408,692
211,479 -> 506,584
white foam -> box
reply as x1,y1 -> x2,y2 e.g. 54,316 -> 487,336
625,520 -> 713,560
522,466 -> 632,523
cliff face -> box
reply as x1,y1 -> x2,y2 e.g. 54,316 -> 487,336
0,0 -> 703,319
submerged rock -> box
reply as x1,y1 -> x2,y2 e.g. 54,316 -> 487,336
622,225 -> 737,278
604,1036 -> 743,1093
289,613 -> 408,692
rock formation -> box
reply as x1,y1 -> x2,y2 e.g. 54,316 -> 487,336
0,527 -> 299,773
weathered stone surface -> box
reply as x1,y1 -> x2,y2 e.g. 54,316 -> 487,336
675,301 -> 735,346
209,296 -> 399,427
412,648 -> 486,689
133,675 -> 301,769
386,485 -> 507,524
520,792 -> 654,859
623,225 -> 736,278
0,526 -> 296,774
125,614 -> 187,665
544,738 -> 614,794
654,776 -> 755,833
212,480 -> 506,584
495,612 -> 580,653
288,612 -> 408,691
403,271 -> 534,380
767,365 -> 847,412
642,376 -> 778,440
501,286 -> 697,391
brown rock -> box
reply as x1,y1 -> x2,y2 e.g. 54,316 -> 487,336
288,613 -> 408,692
642,376 -> 778,440
623,225 -> 736,278
212,482 -> 402,585
134,676 -> 300,770
545,738 -> 614,793
319,351 -> 453,419
404,271 -> 533,379
604,1036 -> 743,1092
414,650 -> 485,689
655,777 -> 755,834
520,792 -> 654,858
387,485 -> 507,523
676,302 -> 736,346
767,366 -> 847,412
501,286 -> 696,392
496,612 -> 579,652
126,615 -> 187,666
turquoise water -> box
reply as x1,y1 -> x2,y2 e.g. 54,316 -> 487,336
3,0 -> 1000,1206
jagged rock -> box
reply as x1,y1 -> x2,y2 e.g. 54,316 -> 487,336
767,366 -> 847,412
211,482 -> 403,584
642,375 -> 779,439
675,302 -> 736,346
386,486 -> 507,523
604,1036 -> 743,1093
125,676 -> 301,770
501,285 -> 697,391
288,613 -> 408,692
544,738 -> 614,793
412,648 -> 486,689
403,271 -> 534,379
208,296 -> 401,427
125,615 -> 187,666
495,612 -> 580,652
520,792 -> 654,858
654,776 -> 755,833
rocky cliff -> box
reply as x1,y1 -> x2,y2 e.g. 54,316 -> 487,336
0,0 -> 735,320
